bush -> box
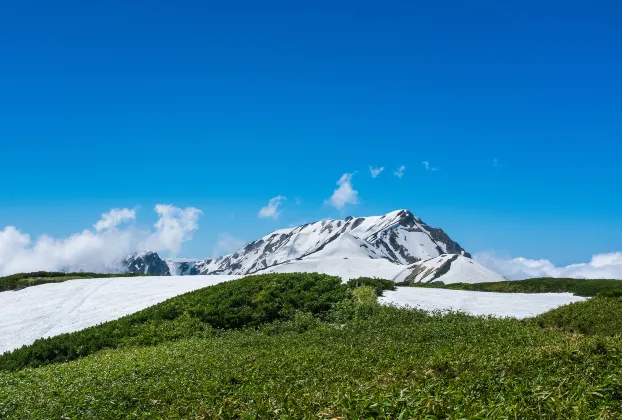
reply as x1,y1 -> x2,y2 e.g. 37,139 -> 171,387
346,277 -> 396,296
0,271 -> 145,292
408,277 -> 622,297
533,295 -> 622,336
0,273 -> 347,371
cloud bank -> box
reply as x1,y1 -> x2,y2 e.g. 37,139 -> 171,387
258,196 -> 287,220
474,252 -> 622,280
0,205 -> 202,276
326,173 -> 359,209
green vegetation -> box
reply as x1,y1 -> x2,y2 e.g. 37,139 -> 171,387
403,277 -> 622,297
346,276 -> 396,296
3,274 -> 622,418
0,271 -> 145,292
0,273 -> 346,371
533,294 -> 622,336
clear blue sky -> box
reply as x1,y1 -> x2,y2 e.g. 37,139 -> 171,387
1,0 -> 620,265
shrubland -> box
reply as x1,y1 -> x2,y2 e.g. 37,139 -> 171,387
2,273 -> 622,418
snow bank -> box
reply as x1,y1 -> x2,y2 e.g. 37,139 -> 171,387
0,275 -> 240,354
379,287 -> 586,319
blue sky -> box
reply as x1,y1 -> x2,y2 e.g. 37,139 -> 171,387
1,0 -> 621,267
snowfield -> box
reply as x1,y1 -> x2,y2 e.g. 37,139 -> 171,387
0,275 -> 587,354
0,275 -> 241,354
379,287 -> 586,319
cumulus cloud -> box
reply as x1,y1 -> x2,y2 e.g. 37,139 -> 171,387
258,196 -> 287,220
474,252 -> 622,280
422,161 -> 438,171
393,165 -> 406,178
141,205 -> 202,254
0,205 -> 202,276
326,173 -> 359,209
369,166 -> 385,178
93,208 -> 136,232
212,233 -> 246,258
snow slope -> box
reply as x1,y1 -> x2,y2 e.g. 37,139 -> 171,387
394,254 -> 507,284
0,275 -> 240,354
379,287 -> 586,319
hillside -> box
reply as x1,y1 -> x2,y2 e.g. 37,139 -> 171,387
2,274 -> 622,418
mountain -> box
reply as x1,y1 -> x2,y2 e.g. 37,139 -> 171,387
167,209 -> 470,276
124,251 -> 170,276
123,209 -> 501,283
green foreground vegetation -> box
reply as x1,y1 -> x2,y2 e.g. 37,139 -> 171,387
2,274 -> 622,418
0,271 -> 144,292
404,277 -> 622,297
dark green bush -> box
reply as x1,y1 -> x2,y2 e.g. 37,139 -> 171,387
0,273 -> 347,371
533,295 -> 622,336
409,277 -> 622,297
0,271 -> 145,292
346,277 -> 396,296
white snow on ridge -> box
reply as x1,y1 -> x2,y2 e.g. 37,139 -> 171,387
394,255 -> 507,284
0,275 -> 241,354
379,287 -> 586,319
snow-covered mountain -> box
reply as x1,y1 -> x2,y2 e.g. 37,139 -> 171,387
168,209 -> 470,275
123,209 -> 502,283
124,251 -> 170,276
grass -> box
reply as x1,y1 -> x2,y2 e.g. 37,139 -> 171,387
0,271 -> 145,292
2,305 -> 622,418
403,277 -> 622,297
533,295 -> 622,336
3,274 -> 622,418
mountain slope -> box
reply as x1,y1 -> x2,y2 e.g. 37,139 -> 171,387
393,254 -> 507,285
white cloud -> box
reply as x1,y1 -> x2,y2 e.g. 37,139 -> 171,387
93,208 -> 136,232
369,166 -> 385,178
212,233 -> 246,258
393,165 -> 406,178
422,161 -> 438,171
326,173 -> 359,209
258,196 -> 287,220
0,205 -> 202,276
493,158 -> 502,168
474,251 -> 622,280
141,205 -> 203,254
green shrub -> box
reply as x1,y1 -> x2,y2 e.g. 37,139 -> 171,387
346,277 -> 396,296
0,271 -> 145,292
3,305 -> 622,419
0,273 -> 347,371
533,296 -> 622,336
352,286 -> 378,305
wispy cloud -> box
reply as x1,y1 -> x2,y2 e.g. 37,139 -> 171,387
369,166 -> 385,178
326,173 -> 359,209
393,165 -> 406,178
257,196 -> 287,220
93,208 -> 136,232
0,205 -> 202,276
212,233 -> 246,258
493,158 -> 502,168
475,251 -> 622,280
422,161 -> 438,171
